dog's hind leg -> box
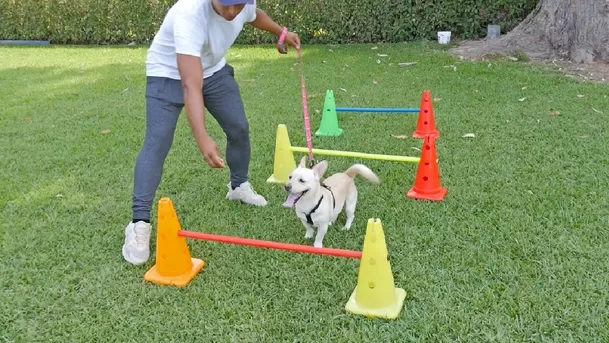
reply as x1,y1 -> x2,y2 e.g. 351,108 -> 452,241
342,185 -> 358,231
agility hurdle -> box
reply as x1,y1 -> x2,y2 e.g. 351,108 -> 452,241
267,124 -> 421,184
178,230 -> 362,259
316,89 -> 423,137
270,88 -> 448,201
336,107 -> 419,113
143,197 -> 407,319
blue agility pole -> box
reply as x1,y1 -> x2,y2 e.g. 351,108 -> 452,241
0,40 -> 51,45
335,107 -> 419,113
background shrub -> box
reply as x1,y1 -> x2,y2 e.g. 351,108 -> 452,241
0,0 -> 538,45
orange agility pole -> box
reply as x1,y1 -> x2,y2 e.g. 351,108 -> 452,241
178,230 -> 363,259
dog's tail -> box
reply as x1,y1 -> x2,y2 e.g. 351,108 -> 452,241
344,164 -> 380,184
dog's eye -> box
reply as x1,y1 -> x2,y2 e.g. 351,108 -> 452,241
299,178 -> 305,183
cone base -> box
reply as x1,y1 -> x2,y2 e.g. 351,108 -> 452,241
345,287 -> 407,320
144,258 -> 205,287
406,186 -> 447,201
315,128 -> 344,137
267,174 -> 288,184
412,131 -> 440,139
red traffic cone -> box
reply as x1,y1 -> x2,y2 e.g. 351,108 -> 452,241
406,135 -> 447,201
412,90 -> 440,139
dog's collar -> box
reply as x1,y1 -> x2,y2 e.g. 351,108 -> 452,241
304,183 -> 335,225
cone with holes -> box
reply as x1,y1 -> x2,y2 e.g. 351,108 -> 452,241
267,124 -> 297,184
406,135 -> 447,201
144,197 -> 205,287
412,90 -> 440,139
345,218 -> 406,319
315,89 -> 343,137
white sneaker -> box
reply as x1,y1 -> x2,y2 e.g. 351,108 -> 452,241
122,221 -> 152,265
226,181 -> 268,206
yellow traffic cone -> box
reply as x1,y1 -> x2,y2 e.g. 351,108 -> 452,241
144,197 -> 205,287
267,124 -> 296,184
345,218 -> 406,319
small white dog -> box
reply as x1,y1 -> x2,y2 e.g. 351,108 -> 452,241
282,156 -> 380,248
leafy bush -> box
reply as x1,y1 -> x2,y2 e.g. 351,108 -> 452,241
0,0 -> 538,44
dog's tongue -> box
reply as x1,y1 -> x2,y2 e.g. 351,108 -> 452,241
282,193 -> 299,208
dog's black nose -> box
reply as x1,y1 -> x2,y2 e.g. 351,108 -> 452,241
284,184 -> 292,192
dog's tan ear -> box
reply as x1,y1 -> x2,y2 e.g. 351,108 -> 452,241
298,156 -> 307,168
312,160 -> 328,179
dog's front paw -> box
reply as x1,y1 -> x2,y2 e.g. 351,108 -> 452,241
313,242 -> 323,248
304,232 -> 314,239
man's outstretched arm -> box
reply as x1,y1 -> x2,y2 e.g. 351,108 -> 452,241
176,55 -> 224,168
174,11 -> 224,168
176,54 -> 206,145
248,9 -> 283,36
248,8 -> 301,48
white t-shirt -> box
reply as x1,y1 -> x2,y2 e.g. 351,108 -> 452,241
145,0 -> 257,80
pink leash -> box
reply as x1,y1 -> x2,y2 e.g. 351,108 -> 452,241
277,27 -> 315,168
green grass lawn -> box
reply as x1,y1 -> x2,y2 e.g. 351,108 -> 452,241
1,42 -> 609,342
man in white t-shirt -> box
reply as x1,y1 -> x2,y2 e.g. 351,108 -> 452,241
122,0 -> 300,266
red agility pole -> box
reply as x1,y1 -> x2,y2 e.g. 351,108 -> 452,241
178,230 -> 362,259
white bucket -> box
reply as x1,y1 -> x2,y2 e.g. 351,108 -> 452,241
437,31 -> 451,44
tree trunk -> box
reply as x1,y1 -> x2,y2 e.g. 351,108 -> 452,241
451,0 -> 609,63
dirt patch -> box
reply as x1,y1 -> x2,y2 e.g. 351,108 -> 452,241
448,0 -> 609,84
534,58 -> 609,84
450,38 -> 609,84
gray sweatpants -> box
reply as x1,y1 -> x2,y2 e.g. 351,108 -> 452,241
131,63 -> 250,222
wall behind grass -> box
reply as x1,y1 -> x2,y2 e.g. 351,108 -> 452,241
0,0 -> 538,44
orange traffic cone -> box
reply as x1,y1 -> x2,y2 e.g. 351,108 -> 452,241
412,90 -> 440,139
144,197 -> 205,287
406,135 -> 447,201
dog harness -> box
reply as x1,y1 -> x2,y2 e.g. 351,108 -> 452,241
303,183 -> 336,225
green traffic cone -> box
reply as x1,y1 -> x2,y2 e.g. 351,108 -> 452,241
315,89 -> 344,137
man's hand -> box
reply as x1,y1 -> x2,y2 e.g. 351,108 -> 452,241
176,53 -> 225,169
284,31 -> 300,50
199,134 -> 225,168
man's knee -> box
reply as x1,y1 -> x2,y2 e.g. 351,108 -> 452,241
226,118 -> 249,143
144,135 -> 174,157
